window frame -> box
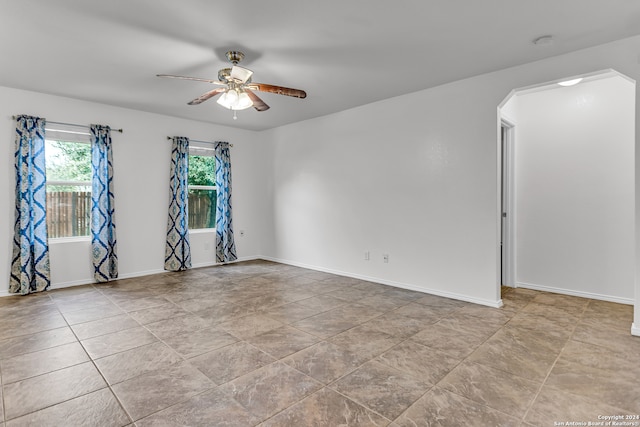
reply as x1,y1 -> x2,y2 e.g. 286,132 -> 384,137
187,147 -> 216,232
44,136 -> 92,241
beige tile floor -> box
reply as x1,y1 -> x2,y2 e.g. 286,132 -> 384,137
0,260 -> 638,426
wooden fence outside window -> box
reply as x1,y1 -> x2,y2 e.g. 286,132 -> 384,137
188,190 -> 216,229
46,191 -> 91,238
45,190 -> 216,238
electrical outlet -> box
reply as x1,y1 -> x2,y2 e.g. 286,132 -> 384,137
383,253 -> 389,263
364,251 -> 370,261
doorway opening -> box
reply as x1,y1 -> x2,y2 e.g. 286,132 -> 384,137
497,69 -> 635,304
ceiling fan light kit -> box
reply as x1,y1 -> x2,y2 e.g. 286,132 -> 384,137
157,50 -> 307,120
217,89 -> 253,110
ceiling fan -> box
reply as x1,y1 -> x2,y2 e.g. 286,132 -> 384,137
157,51 -> 307,116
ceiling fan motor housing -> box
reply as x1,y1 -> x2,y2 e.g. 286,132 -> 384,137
226,51 -> 244,64
218,68 -> 232,82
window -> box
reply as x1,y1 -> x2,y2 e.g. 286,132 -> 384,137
188,146 -> 216,230
44,128 -> 92,238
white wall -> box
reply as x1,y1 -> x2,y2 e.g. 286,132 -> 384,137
504,76 -> 635,303
262,79 -> 503,306
262,35 -> 640,317
0,86 -> 268,294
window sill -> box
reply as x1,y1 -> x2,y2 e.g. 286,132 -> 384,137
49,236 -> 91,244
189,228 -> 215,234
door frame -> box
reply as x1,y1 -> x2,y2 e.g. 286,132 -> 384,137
500,118 -> 516,289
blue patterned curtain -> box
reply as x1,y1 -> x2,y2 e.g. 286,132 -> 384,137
10,115 -> 51,295
215,141 -> 237,263
90,125 -> 118,282
165,136 -> 191,271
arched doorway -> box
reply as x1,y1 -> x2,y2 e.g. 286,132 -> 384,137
498,70 -> 636,307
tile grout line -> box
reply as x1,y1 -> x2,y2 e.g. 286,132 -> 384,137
56,284 -> 135,426
255,294 -> 476,423
88,283 -> 219,425
367,303 -> 485,424
1,287 -> 132,425
519,298 -> 589,423
275,303 -> 461,424
386,296 -> 538,424
192,291 -> 417,425
94,279 -> 275,425
258,386 -> 394,427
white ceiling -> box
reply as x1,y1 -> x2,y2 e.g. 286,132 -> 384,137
2,0 -> 640,131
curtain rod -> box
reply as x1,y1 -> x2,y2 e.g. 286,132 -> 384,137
11,116 -> 123,133
166,136 -> 233,147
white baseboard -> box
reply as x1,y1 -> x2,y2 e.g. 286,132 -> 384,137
1,255 -> 507,310
191,255 -> 260,269
50,279 -> 97,290
0,279 -> 96,297
261,256 -> 503,308
516,281 -> 634,305
115,268 -> 167,280
0,268 -> 172,297
50,268 -> 169,289
0,257 -> 269,298
632,323 -> 640,337
191,261 -> 219,269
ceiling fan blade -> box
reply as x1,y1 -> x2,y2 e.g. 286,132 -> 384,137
187,88 -> 226,105
230,66 -> 253,84
245,89 -> 270,111
157,74 -> 225,85
248,83 -> 307,99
